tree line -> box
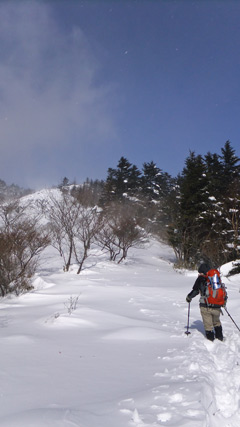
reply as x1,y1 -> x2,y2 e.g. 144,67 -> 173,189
69,140 -> 240,268
0,140 -> 239,297
168,141 -> 240,268
75,140 -> 240,269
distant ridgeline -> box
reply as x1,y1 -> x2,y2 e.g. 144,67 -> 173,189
0,179 -> 33,201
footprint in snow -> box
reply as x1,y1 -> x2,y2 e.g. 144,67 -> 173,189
188,332 -> 240,422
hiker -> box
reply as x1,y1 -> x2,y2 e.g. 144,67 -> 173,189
186,263 -> 226,341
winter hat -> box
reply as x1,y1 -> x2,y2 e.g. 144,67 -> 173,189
198,263 -> 211,274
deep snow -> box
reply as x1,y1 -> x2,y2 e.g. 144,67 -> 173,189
0,235 -> 240,426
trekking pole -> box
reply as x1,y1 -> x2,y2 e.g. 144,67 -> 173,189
224,307 -> 240,333
185,302 -> 191,335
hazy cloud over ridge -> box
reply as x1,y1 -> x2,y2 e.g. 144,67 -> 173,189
0,1 -> 116,186
2,1 -> 239,189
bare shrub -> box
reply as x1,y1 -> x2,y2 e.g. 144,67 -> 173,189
45,193 -> 82,272
0,202 -> 50,296
97,202 -> 147,263
64,295 -> 80,315
45,192 -> 101,273
74,206 -> 101,274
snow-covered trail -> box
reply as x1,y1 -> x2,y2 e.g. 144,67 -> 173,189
126,297 -> 240,427
0,240 -> 240,426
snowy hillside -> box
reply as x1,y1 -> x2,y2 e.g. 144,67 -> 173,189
0,235 -> 240,426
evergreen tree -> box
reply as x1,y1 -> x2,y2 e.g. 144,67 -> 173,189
174,152 -> 209,266
142,161 -> 170,201
180,152 -> 208,220
216,142 -> 240,261
220,140 -> 240,194
101,157 -> 141,203
197,151 -> 225,265
141,161 -> 174,236
224,177 -> 240,258
204,152 -> 222,198
166,175 -> 185,262
114,157 -> 133,196
127,164 -> 142,196
169,143 -> 240,267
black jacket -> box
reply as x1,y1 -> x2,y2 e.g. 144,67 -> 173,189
188,276 -> 220,308
188,273 -> 227,309
188,275 -> 206,299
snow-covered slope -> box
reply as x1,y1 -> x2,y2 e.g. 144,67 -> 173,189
0,238 -> 239,426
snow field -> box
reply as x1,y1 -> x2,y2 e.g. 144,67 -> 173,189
0,239 -> 239,426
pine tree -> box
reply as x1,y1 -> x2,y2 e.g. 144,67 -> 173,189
180,151 -> 208,220
175,152 -> 209,266
218,141 -> 240,261
166,175 -> 184,262
101,157 -> 141,203
204,152 -> 222,198
196,151 -> 225,265
176,143 -> 240,266
142,161 -> 170,201
141,161 -> 174,236
219,141 -> 240,194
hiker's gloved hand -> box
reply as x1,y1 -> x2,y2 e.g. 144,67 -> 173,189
186,296 -> 191,303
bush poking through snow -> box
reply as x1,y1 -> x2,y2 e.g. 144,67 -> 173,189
0,201 -> 50,296
64,295 -> 80,315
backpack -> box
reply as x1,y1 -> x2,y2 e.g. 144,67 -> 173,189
204,269 -> 227,306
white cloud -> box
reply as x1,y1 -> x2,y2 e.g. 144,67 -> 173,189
0,1 -> 116,155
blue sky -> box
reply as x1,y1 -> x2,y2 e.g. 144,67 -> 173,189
1,0 -> 240,189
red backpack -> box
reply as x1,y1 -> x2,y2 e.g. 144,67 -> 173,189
204,269 -> 227,306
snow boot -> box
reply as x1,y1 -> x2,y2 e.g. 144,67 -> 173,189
215,325 -> 223,341
206,330 -> 215,341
